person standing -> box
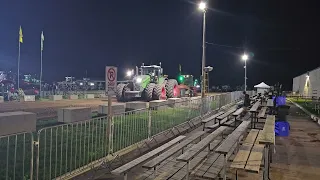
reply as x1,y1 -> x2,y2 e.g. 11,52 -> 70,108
242,91 -> 250,115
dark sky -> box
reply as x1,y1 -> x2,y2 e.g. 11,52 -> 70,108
0,0 -> 319,90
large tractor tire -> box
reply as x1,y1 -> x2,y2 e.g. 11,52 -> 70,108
165,79 -> 179,98
116,84 -> 129,102
144,83 -> 156,101
153,84 -> 166,100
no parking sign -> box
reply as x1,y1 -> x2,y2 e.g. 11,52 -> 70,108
105,66 -> 117,95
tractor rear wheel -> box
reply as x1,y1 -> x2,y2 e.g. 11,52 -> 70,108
165,79 -> 178,98
153,84 -> 166,100
116,84 -> 129,102
144,83 -> 155,101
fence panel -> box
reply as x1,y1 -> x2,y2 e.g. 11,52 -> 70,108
112,109 -> 149,153
0,132 -> 34,180
36,116 -> 109,180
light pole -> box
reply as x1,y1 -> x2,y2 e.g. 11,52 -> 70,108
199,2 -> 207,98
242,53 -> 248,91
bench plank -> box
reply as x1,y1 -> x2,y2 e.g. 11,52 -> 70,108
142,131 -> 205,169
193,153 -> 220,177
202,155 -> 224,179
202,111 -> 225,123
258,107 -> 267,118
244,144 -> 264,173
215,121 -> 250,154
111,135 -> 186,175
216,107 -> 237,120
176,132 -> 222,162
230,145 -> 251,169
243,129 -> 260,144
233,107 -> 244,116
258,115 -> 275,144
249,101 -> 260,112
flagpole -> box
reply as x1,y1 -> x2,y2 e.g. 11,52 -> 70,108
40,47 -> 43,97
18,41 -> 20,90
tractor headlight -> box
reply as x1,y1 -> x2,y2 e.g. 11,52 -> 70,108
136,77 -> 142,83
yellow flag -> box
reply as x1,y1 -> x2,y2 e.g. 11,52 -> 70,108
19,26 -> 23,43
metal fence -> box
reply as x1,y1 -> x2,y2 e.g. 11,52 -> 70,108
0,91 -> 249,180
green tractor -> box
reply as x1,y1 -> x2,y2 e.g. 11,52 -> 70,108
116,63 -> 179,101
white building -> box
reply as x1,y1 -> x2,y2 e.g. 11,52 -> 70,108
292,66 -> 320,98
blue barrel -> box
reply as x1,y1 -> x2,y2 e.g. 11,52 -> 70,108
275,121 -> 290,136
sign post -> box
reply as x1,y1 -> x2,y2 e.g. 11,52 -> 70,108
106,66 -> 117,154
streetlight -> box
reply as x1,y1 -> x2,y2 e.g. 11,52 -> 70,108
199,1 -> 207,98
241,53 -> 248,91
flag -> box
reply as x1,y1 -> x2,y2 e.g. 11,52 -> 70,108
41,31 -> 44,51
19,26 -> 23,43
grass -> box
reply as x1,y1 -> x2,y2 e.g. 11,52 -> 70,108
290,98 -> 320,115
0,104 -> 205,180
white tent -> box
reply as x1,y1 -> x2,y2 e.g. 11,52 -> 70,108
254,82 -> 270,94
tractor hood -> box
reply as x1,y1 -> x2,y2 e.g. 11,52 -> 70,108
133,75 -> 150,89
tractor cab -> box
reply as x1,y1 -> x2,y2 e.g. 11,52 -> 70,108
140,65 -> 163,83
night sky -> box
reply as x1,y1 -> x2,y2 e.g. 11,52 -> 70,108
0,0 -> 319,90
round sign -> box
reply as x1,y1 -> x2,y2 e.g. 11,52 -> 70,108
107,68 -> 116,82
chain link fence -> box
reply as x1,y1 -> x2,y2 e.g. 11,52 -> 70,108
0,91 -> 252,180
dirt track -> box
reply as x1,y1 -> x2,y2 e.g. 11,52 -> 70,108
0,98 -> 121,120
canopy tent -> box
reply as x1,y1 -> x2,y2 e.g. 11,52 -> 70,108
254,82 -> 270,94
254,82 -> 270,88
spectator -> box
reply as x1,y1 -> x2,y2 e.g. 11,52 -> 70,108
242,91 -> 250,116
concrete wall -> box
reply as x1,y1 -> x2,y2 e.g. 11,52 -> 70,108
0,96 -> 3,103
24,95 -> 36,102
58,107 -> 91,123
293,67 -> 320,98
50,95 -> 63,101
0,111 -> 36,136
98,104 -> 125,114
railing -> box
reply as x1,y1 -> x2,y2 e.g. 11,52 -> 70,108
0,91 -> 249,180
0,132 -> 34,180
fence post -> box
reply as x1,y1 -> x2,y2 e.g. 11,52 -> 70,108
107,95 -> 114,155
148,108 -> 152,139
35,133 -> 40,180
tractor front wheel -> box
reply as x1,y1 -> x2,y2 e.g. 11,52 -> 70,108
144,83 -> 156,101
165,79 -> 179,98
116,84 -> 129,102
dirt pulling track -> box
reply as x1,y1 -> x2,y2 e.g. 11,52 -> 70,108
0,98 -> 120,120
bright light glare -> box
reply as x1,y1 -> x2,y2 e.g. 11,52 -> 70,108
306,75 -> 309,78
79,82 -> 83,86
196,85 -> 200,88
199,2 -> 206,11
242,54 -> 248,61
126,70 -> 133,77
90,83 -> 94,86
136,77 -> 142,83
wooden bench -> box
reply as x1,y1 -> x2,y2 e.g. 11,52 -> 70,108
249,101 -> 260,129
192,133 -> 238,179
230,129 -> 264,179
111,135 -> 186,180
141,131 -> 206,178
258,115 -> 275,180
215,120 -> 251,180
232,107 -> 244,128
201,111 -> 225,130
258,107 -> 267,119
148,120 -> 237,180
176,128 -> 228,180
216,107 -> 237,126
